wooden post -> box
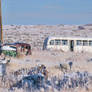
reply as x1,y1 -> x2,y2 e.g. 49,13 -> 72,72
0,0 -> 3,43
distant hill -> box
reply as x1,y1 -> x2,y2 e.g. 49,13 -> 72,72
2,25 -> 92,50
84,24 -> 92,26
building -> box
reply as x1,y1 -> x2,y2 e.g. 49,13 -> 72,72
43,36 -> 92,53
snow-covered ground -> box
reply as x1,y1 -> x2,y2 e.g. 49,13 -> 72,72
1,24 -> 92,92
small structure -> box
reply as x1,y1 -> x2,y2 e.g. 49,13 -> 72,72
3,42 -> 32,56
43,36 -> 92,53
15,42 -> 32,55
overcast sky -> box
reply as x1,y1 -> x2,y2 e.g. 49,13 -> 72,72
1,0 -> 92,25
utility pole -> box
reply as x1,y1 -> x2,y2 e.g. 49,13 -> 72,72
0,0 -> 3,43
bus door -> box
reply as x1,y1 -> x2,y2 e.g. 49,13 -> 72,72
70,40 -> 74,51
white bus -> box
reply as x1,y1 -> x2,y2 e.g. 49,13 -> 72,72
43,36 -> 92,52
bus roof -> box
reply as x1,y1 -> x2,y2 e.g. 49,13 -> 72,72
47,36 -> 92,40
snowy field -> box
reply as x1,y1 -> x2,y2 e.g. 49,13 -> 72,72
1,24 -> 92,92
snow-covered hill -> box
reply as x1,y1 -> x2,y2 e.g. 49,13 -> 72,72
3,24 -> 92,50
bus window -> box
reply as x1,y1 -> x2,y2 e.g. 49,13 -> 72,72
49,40 -> 54,45
55,39 -> 61,45
62,40 -> 68,45
83,40 -> 88,46
89,40 -> 92,46
76,40 -> 82,45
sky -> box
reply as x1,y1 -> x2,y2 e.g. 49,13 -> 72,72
1,0 -> 92,25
